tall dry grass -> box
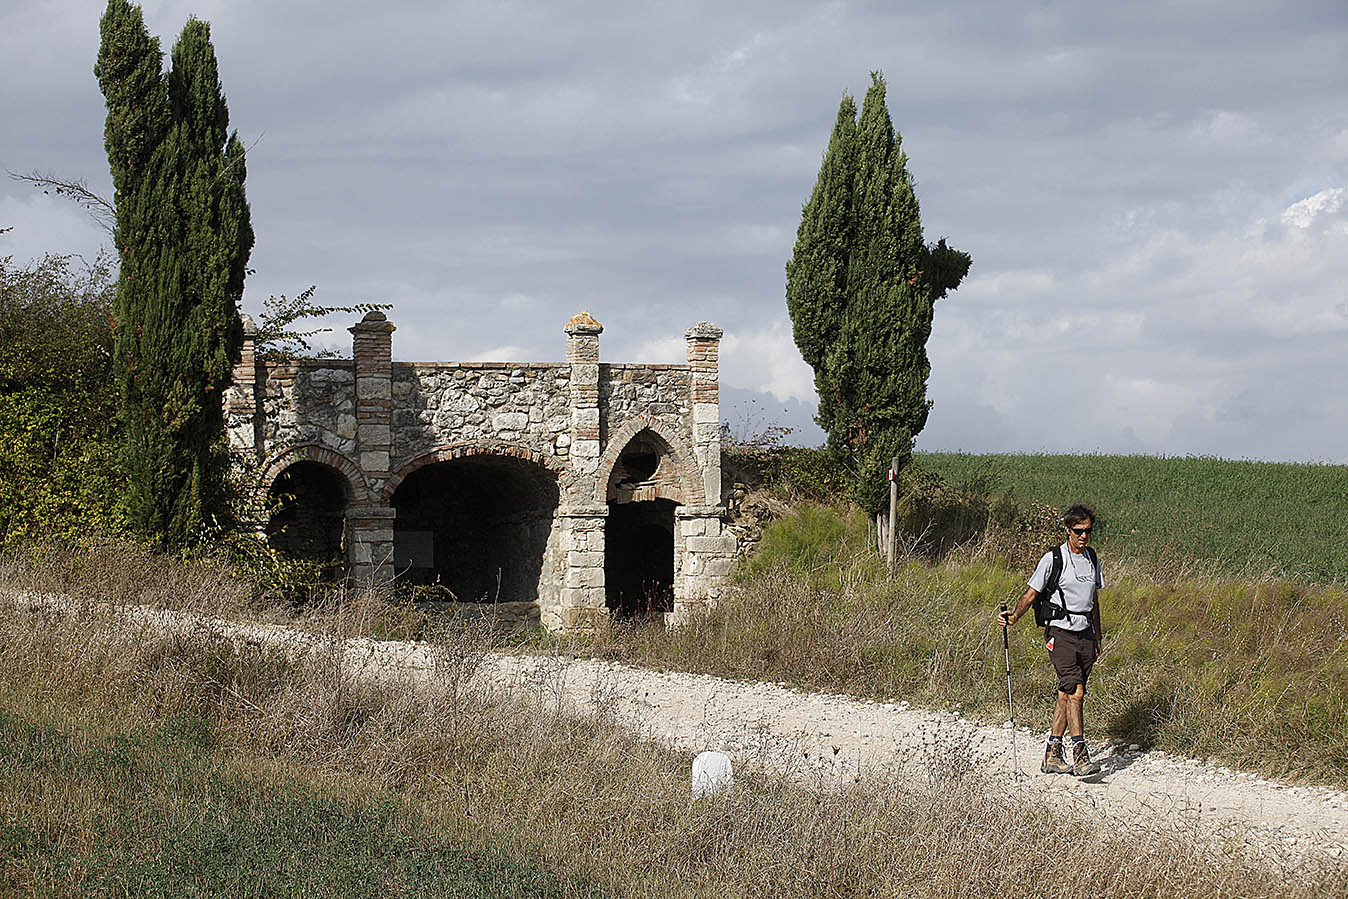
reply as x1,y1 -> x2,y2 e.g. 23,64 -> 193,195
0,556 -> 1343,897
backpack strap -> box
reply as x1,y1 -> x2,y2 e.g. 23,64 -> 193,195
1084,545 -> 1099,615
1046,546 -> 1065,603
1043,546 -> 1070,634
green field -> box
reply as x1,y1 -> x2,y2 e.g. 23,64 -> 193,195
913,452 -> 1348,585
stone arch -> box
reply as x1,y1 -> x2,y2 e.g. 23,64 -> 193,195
384,441 -> 569,607
595,416 -> 703,506
257,444 -> 372,509
384,441 -> 577,507
259,446 -> 366,572
598,417 -> 702,620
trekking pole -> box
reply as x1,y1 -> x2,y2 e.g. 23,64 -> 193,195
1000,602 -> 1021,776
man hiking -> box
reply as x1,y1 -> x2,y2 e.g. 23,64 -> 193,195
998,503 -> 1104,777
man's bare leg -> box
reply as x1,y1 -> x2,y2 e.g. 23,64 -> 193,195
1065,684 -> 1086,737
1051,690 -> 1069,738
1064,685 -> 1099,774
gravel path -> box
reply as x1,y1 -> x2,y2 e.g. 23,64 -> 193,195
19,596 -> 1348,861
470,653 -> 1348,861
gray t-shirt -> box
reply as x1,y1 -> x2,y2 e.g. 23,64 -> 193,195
1028,542 -> 1103,632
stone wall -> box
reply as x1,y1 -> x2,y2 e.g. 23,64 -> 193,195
390,363 -> 573,468
260,362 -> 358,456
600,364 -> 692,446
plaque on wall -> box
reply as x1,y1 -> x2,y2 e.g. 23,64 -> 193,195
394,530 -> 435,568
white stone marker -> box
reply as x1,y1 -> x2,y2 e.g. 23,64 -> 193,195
691,751 -> 734,798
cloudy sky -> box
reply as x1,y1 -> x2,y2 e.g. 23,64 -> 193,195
3,0 -> 1346,461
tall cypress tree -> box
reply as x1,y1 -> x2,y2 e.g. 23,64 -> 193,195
96,0 -> 253,546
786,73 -> 971,514
785,96 -> 856,439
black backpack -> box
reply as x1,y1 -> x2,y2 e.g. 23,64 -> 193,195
1032,545 -> 1098,628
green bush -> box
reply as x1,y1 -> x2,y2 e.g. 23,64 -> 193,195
723,444 -> 849,502
0,252 -> 128,547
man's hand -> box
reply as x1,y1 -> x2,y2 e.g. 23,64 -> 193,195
998,608 -> 1014,628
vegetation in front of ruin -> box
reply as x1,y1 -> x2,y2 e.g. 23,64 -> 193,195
0,562 -> 1339,898
97,0 -> 254,548
0,251 -> 128,547
0,242 -> 373,577
785,72 -> 971,513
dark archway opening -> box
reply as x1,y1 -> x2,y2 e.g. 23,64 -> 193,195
605,499 -> 676,620
391,455 -> 560,604
266,461 -> 350,574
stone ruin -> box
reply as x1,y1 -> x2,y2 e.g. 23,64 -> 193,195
224,311 -> 736,631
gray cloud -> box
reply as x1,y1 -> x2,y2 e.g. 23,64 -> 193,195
3,0 -> 1346,461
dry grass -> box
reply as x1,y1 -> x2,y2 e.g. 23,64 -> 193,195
1,551 -> 1344,897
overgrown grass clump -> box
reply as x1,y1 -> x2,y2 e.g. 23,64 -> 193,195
2,557 -> 1340,897
914,452 -> 1348,585
0,709 -> 574,897
604,504 -> 1348,787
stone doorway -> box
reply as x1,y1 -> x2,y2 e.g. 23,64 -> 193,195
390,455 -> 561,605
605,498 -> 676,619
266,461 -> 350,573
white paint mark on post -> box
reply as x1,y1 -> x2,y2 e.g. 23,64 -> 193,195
691,750 -> 734,798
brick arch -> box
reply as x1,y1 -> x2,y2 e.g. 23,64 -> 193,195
596,416 -> 703,505
383,440 -> 578,506
257,444 -> 372,508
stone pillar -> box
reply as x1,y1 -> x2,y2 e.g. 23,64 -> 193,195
348,311 -> 396,585
226,314 -> 262,460
347,506 -> 396,587
685,322 -> 723,505
672,505 -> 736,625
551,507 -> 608,633
565,312 -> 603,496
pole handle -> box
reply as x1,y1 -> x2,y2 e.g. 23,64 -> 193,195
1000,602 -> 1010,646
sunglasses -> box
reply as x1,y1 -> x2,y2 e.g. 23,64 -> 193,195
1069,526 -> 1093,536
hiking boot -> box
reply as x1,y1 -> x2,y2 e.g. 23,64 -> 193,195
1072,741 -> 1102,777
1041,742 -> 1072,774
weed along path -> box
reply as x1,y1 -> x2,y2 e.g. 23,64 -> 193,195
16,596 -> 1348,862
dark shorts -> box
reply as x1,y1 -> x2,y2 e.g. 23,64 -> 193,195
1046,626 -> 1097,694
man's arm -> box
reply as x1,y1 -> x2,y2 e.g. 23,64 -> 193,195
999,586 -> 1038,627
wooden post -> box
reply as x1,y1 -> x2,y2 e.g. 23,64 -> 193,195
887,455 -> 900,575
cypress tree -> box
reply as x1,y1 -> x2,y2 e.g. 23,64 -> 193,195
786,73 -> 971,514
784,96 -> 856,439
96,0 -> 253,546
